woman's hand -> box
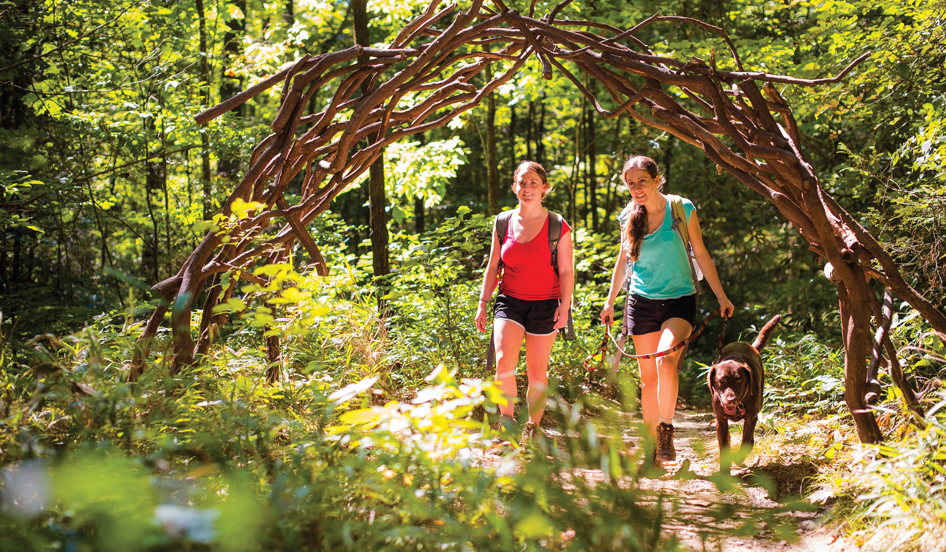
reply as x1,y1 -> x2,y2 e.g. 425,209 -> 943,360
599,302 -> 615,326
553,303 -> 570,330
475,302 -> 488,332
719,296 -> 735,319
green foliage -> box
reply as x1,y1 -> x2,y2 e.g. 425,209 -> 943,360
0,211 -> 823,551
763,333 -> 846,416
857,393 -> 946,551
3,0 -> 946,548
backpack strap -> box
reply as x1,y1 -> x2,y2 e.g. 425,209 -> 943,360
546,211 -> 575,340
668,195 -> 701,299
669,195 -> 689,250
548,212 -> 562,276
494,210 -> 514,273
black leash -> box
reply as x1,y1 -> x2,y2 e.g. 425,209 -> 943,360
584,309 -> 729,371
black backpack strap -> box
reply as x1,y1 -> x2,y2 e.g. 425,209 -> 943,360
546,211 -> 576,340
547,211 -> 562,275
495,210 -> 514,273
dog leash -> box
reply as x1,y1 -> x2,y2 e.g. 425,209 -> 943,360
583,308 -> 729,370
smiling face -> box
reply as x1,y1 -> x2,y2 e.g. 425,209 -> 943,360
513,168 -> 549,204
623,167 -> 659,206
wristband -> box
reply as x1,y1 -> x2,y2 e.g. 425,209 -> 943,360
479,298 -> 488,304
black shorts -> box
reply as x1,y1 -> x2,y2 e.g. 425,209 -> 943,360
494,293 -> 560,336
625,294 -> 697,336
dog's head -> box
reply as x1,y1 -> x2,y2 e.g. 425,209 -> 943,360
708,359 -> 753,416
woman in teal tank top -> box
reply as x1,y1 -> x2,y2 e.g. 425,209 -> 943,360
599,155 -> 734,466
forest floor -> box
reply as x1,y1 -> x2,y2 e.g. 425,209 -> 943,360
475,408 -> 860,552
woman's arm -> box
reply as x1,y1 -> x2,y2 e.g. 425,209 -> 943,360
599,241 -> 629,326
687,210 -> 735,317
553,229 -> 574,330
475,221 -> 503,332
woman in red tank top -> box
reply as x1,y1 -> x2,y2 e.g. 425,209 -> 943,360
474,161 -> 573,445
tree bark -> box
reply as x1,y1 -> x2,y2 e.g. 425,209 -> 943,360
586,101 -> 598,231
195,0 -> 214,221
508,103 -> 517,179
353,0 -> 390,294
839,281 -> 884,443
415,132 -> 426,232
218,0 -> 246,183
536,93 -> 546,167
283,0 -> 294,27
485,58 -> 500,215
526,100 -> 534,160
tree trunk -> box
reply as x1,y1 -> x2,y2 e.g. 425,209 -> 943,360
664,138 -> 674,191
485,58 -> 500,215
353,0 -> 390,294
508,103 -> 517,177
526,101 -> 534,160
145,117 -> 164,283
0,225 -> 6,295
415,132 -> 426,232
536,93 -> 546,167
839,281 -> 884,443
283,0 -> 294,26
195,0 -> 214,221
586,103 -> 598,231
218,0 -> 246,183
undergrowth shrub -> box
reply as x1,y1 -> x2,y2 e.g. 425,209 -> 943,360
0,326 -> 803,551
0,209 -> 808,550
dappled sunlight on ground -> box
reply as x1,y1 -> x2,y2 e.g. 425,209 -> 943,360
470,407 -> 860,551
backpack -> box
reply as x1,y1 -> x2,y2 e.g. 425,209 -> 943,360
485,210 -> 574,371
494,210 -> 564,276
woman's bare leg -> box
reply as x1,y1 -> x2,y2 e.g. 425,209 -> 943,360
523,332 -> 556,424
493,319 -> 525,417
655,318 -> 693,423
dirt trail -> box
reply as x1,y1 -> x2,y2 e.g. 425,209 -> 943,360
616,409 -> 844,551
480,408 -> 855,552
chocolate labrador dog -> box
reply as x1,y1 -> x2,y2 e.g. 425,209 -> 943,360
708,314 -> 781,472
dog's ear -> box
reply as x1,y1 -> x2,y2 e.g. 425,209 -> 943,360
740,365 -> 752,391
707,365 -> 717,389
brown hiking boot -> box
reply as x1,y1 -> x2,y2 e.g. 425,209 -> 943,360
489,415 -> 517,446
655,422 -> 676,463
519,421 -> 540,446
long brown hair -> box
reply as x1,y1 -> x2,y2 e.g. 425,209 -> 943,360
622,155 -> 664,261
512,160 -> 551,200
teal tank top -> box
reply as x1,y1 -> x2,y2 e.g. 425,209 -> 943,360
618,197 -> 696,299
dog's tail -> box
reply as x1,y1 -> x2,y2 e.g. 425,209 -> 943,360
751,314 -> 782,353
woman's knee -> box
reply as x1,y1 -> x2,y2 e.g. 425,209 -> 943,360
524,361 -> 549,381
639,369 -> 659,389
655,355 -> 679,375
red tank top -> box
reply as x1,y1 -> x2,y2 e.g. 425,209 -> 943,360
499,216 -> 570,301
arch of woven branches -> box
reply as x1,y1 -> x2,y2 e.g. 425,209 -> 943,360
132,0 -> 946,443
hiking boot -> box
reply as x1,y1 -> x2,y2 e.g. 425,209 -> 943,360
655,422 -> 676,463
519,421 -> 540,446
489,415 -> 517,445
